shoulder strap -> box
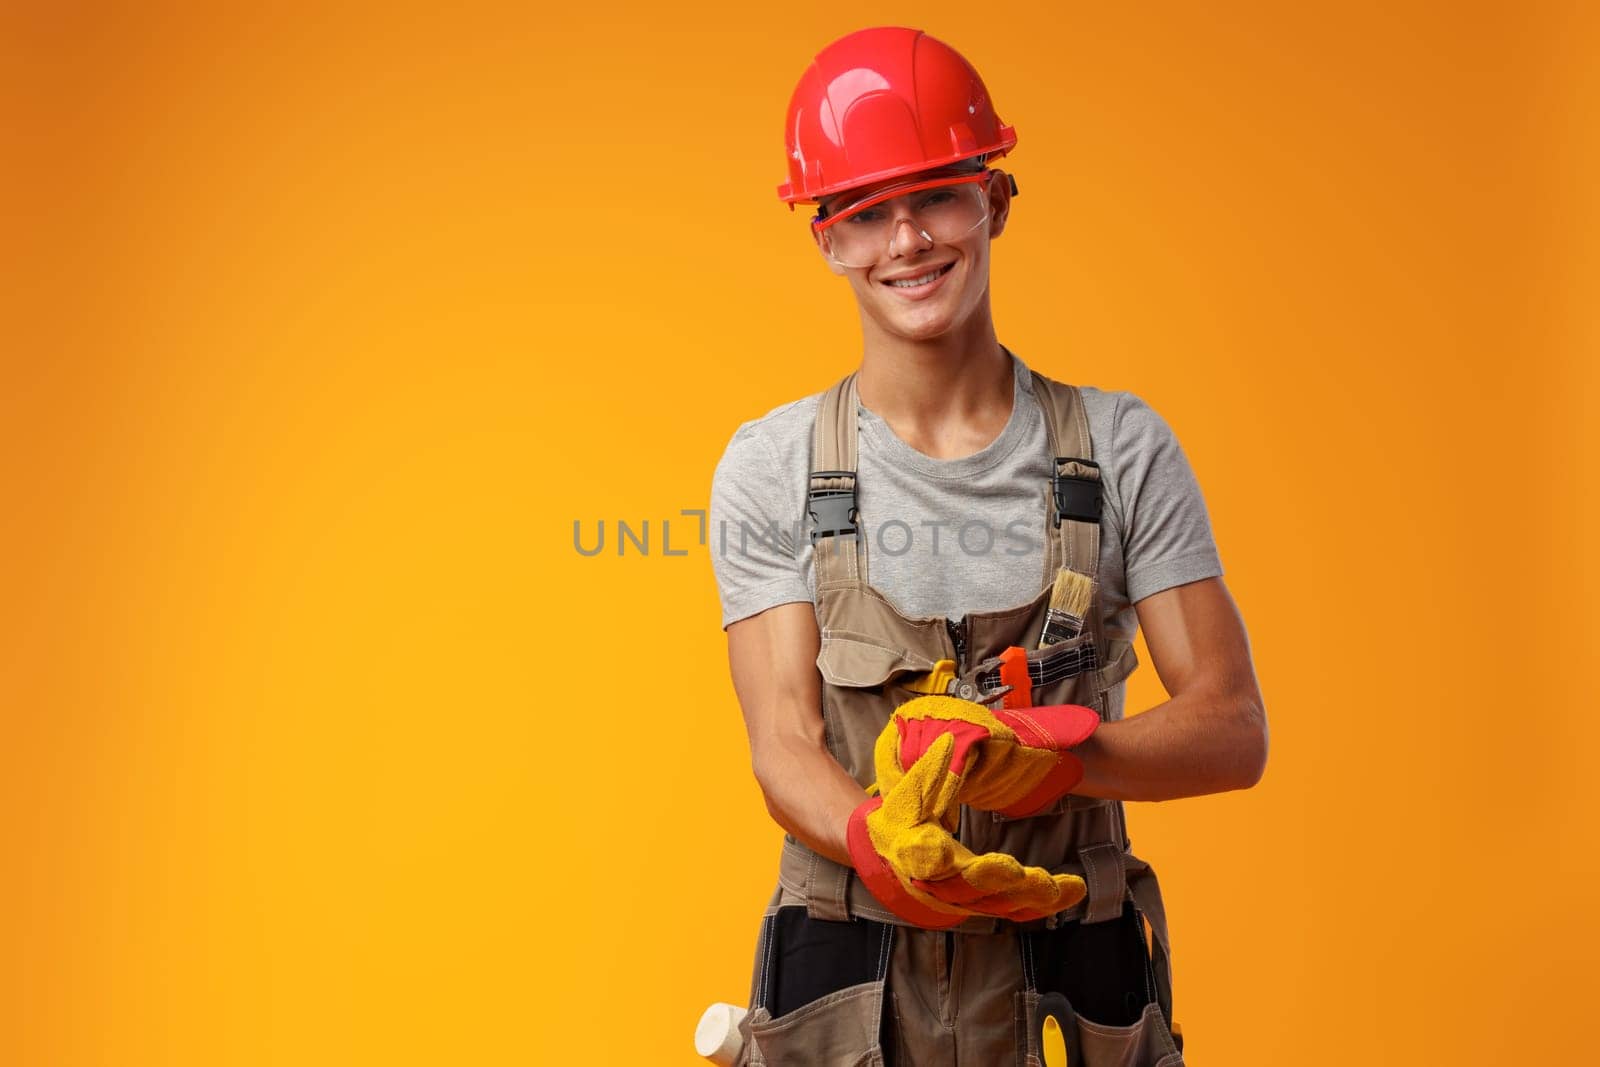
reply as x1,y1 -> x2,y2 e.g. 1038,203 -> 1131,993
813,373 -> 858,472
809,374 -> 865,585
1029,370 -> 1099,577
1030,370 -> 1092,461
1030,372 -> 1135,694
1033,373 -> 1141,923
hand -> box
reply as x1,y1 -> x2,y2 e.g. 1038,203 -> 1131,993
878,692 -> 1100,818
847,733 -> 1087,927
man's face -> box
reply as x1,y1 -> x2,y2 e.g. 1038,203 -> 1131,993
813,167 -> 1012,343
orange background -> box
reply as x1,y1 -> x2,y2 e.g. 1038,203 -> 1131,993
3,3 -> 1596,1064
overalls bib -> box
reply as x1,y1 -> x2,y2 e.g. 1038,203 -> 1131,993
738,371 -> 1186,1066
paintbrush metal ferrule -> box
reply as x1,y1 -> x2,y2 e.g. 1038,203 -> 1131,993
1039,608 -> 1082,647
1038,567 -> 1095,649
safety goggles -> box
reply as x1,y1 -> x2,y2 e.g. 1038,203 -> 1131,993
812,171 -> 998,269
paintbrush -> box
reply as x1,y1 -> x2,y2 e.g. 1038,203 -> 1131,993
1038,567 -> 1094,648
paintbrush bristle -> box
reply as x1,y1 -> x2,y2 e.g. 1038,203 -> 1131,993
1051,568 -> 1094,619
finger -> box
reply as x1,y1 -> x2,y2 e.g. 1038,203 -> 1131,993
984,873 -> 1089,920
918,871 -> 1087,919
910,851 -> 1034,902
894,732 -> 965,823
912,854 -> 1079,907
873,720 -> 905,797
898,716 -> 994,774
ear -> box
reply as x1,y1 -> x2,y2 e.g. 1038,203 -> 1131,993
987,169 -> 1014,240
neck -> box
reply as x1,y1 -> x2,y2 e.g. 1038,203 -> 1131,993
854,298 -> 1014,459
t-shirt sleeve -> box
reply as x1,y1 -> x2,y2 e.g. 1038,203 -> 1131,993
709,423 -> 812,629
1111,392 -> 1224,603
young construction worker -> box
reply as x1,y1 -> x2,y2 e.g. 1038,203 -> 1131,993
708,26 -> 1268,1066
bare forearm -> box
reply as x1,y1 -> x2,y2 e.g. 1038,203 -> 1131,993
1073,689 -> 1268,802
753,735 -> 866,868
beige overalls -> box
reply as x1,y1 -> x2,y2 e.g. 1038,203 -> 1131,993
736,371 -> 1186,1066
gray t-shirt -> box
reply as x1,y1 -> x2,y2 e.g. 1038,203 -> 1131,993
709,353 -> 1223,665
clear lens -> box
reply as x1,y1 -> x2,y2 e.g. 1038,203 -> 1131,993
816,177 -> 992,269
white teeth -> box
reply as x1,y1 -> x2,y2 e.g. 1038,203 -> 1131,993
888,267 -> 946,288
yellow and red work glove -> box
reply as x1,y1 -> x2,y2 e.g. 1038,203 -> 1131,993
884,652 -> 1101,818
845,653 -> 1103,925
846,732 -> 1087,928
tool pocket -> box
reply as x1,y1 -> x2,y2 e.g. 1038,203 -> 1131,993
745,905 -> 896,1067
1073,1003 -> 1183,1067
1015,903 -> 1182,1067
1018,631 -> 1102,710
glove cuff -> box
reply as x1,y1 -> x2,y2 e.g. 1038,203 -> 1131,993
988,704 -> 1098,817
846,798 -> 968,930
994,752 -> 1087,818
990,703 -> 1100,750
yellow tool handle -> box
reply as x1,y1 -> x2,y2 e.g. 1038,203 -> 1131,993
1041,1013 -> 1070,1067
1036,992 -> 1080,1067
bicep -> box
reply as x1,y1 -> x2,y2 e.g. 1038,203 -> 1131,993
727,602 -> 824,765
1133,576 -> 1261,703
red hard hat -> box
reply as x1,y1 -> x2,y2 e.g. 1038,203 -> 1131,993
777,27 -> 1017,206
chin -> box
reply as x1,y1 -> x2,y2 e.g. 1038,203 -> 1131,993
870,290 -> 974,342
883,311 -> 960,341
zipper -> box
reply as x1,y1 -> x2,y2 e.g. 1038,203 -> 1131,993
946,616 -> 968,675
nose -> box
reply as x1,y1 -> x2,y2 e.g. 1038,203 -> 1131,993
887,213 -> 934,258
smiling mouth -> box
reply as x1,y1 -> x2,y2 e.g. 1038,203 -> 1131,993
882,263 -> 955,288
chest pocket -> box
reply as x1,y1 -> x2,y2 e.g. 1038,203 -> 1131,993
815,633 -> 943,788
816,633 -> 938,689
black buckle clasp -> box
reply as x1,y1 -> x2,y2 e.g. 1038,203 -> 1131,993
808,470 -> 858,543
1052,458 -> 1102,526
